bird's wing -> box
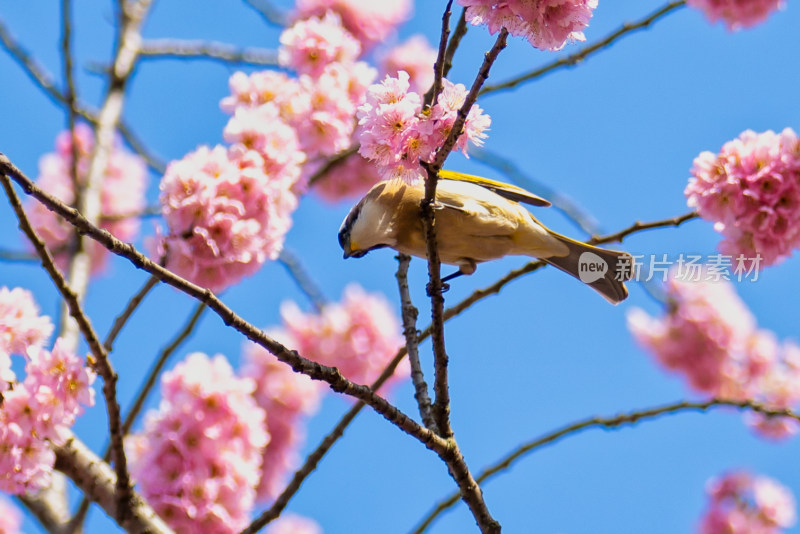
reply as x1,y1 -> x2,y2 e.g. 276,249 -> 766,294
434,179 -> 519,236
439,170 -> 552,207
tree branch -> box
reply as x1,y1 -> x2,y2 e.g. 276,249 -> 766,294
480,1 -> 687,96
140,38 -> 279,66
1,173 -> 135,526
278,248 -> 328,313
396,254 -> 436,432
242,0 -> 288,27
412,398 -> 800,533
55,433 -> 173,534
0,16 -> 166,174
0,154 -> 445,454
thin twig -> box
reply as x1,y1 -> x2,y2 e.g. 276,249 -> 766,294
243,347 -> 410,533
100,204 -> 162,222
278,248 -> 327,312
480,1 -> 687,96
71,302 -> 207,532
0,248 -> 39,262
396,254 -> 436,432
0,154 -> 445,453
61,0 -> 80,194
242,0 -> 289,26
411,398 -> 800,533
140,38 -> 279,66
591,211 -> 699,245
0,17 -> 166,174
103,275 -> 160,351
306,146 -> 359,187
442,8 -> 468,79
1,173 -> 134,526
423,0 -> 454,109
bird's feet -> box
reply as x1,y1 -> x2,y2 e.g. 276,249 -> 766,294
426,281 -> 450,297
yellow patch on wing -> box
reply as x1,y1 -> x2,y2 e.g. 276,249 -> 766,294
439,170 -> 552,207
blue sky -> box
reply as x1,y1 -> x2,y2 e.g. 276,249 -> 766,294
1,1 -> 800,532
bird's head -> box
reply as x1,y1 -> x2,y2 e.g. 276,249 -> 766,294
338,183 -> 393,260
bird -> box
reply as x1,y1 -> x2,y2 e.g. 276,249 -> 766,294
338,170 -> 635,304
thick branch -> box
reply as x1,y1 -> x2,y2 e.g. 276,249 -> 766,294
55,434 -> 173,534
480,1 -> 686,96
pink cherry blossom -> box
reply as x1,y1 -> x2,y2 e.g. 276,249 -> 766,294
627,275 -> 761,399
700,471 -> 796,534
0,286 -> 53,357
628,272 -> 800,439
0,496 -> 22,534
357,72 -> 491,181
241,334 -> 325,501
280,284 -> 408,388
26,123 -> 147,273
0,338 -> 95,494
265,514 -> 322,534
157,144 -> 300,293
457,0 -> 598,51
379,34 -> 438,94
687,0 -> 784,30
686,128 -> 800,269
220,71 -> 309,121
294,0 -> 412,50
128,353 -> 268,534
279,12 -> 361,77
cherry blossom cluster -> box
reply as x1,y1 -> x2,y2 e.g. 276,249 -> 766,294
687,0 -> 785,30
280,284 -> 407,387
628,274 -> 800,439
357,72 -> 491,182
686,128 -> 800,269
27,123 -> 147,273
0,287 -> 96,495
457,0 -> 598,51
157,140 -> 301,293
294,0 -> 411,50
127,353 -> 268,534
241,339 -> 325,501
0,286 -> 53,359
221,5 -> 436,203
699,471 -> 796,534
0,496 -> 22,534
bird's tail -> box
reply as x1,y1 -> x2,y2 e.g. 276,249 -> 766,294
541,232 -> 634,304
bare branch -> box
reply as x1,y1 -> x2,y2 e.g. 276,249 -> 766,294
278,248 -> 328,313
306,146 -> 360,187
396,254 -> 436,432
0,17 -> 166,174
243,348 -> 410,533
103,275 -> 160,351
412,398 -> 800,533
1,173 -> 135,526
140,38 -> 279,66
242,0 -> 289,27
55,433 -> 173,534
480,1 -> 687,96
